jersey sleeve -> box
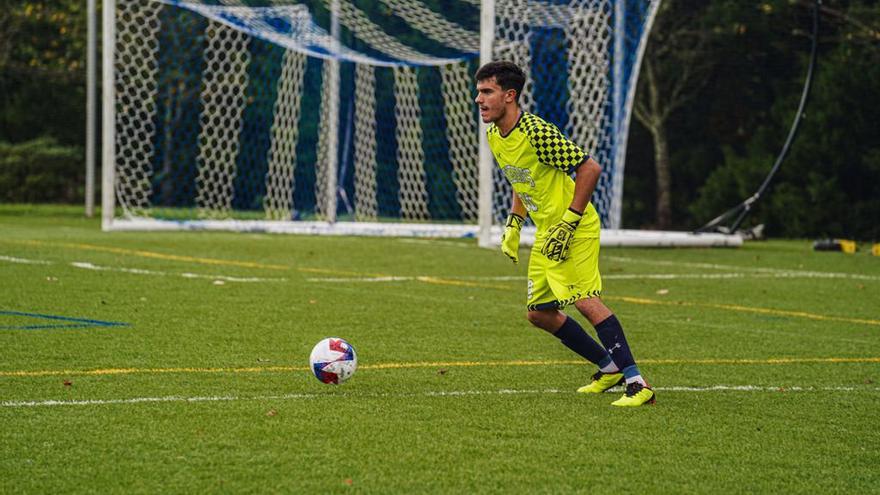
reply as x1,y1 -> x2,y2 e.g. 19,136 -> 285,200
521,114 -> 588,173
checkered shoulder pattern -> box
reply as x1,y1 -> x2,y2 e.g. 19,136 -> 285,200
519,113 -> 588,173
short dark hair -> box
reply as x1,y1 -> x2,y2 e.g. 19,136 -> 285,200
475,61 -> 525,102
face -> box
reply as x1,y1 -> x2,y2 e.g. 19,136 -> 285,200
475,77 -> 516,124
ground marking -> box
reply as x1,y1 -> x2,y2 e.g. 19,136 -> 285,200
605,296 -> 880,327
0,310 -> 129,331
3,385 -> 879,408
0,255 -> 52,265
3,357 -> 878,378
308,270 -> 878,282
8,240 -> 876,282
0,253 -> 287,282
69,261 -> 287,283
306,273 -> 880,326
3,241 -> 376,279
1,250 -> 869,285
5,240 -> 289,270
397,238 -> 475,249
604,255 -> 880,281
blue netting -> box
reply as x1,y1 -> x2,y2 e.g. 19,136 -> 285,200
117,0 -> 656,226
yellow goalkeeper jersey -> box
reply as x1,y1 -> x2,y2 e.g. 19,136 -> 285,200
487,111 -> 600,237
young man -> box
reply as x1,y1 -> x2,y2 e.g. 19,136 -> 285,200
475,61 -> 654,406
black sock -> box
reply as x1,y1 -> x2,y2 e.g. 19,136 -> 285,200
594,314 -> 640,379
554,316 -> 610,366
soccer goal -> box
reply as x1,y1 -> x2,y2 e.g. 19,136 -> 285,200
101,0 -> 738,247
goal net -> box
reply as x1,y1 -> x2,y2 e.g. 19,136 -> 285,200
103,0 -> 668,243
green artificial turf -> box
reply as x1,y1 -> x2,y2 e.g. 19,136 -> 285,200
1,205 -> 878,493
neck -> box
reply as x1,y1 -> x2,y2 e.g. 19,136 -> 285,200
496,107 -> 521,135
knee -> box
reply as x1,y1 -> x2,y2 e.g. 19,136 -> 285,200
526,311 -> 542,327
526,310 -> 551,329
574,298 -> 612,326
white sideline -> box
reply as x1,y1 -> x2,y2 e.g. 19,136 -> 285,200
69,261 -> 287,283
605,256 -> 880,281
0,255 -> 286,283
305,270 -> 878,283
3,385 -> 877,408
106,219 -> 743,248
0,255 -> 52,265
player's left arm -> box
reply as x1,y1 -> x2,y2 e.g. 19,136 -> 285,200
568,157 -> 601,215
541,155 -> 601,262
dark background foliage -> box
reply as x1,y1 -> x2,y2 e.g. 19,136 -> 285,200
1,0 -> 877,238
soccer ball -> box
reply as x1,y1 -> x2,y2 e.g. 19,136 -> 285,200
309,337 -> 357,384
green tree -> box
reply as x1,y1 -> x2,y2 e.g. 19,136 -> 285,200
690,0 -> 880,239
0,0 -> 88,145
632,0 -> 719,229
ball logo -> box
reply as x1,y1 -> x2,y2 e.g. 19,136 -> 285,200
309,337 -> 358,384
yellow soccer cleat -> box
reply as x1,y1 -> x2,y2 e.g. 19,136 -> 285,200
577,371 -> 624,394
611,382 -> 656,407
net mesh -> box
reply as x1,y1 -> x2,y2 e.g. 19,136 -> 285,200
111,0 -> 657,230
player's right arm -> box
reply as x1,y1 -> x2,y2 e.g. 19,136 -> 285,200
501,192 -> 527,263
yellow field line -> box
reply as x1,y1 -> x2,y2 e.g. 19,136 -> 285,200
5,239 -> 360,277
7,239 -> 289,271
607,296 -> 880,327
3,357 -> 878,378
415,276 -> 511,290
299,267 -> 389,277
707,302 -> 880,326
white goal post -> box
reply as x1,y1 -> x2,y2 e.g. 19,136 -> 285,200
100,0 -> 741,248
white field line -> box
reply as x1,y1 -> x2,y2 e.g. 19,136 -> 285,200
604,255 -> 880,281
3,385 -> 879,408
1,254 -> 287,282
0,255 -> 53,265
306,270 -> 877,283
69,261 -> 287,283
397,238 -> 475,249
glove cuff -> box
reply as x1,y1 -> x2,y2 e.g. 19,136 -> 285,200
506,213 -> 525,231
561,208 -> 582,226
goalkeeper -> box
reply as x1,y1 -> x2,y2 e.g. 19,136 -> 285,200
475,61 -> 654,406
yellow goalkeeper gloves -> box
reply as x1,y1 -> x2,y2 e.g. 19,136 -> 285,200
541,208 -> 582,262
500,213 -> 524,263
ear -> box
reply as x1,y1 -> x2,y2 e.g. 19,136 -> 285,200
504,89 -> 517,103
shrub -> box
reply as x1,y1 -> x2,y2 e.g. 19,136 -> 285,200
0,137 -> 84,203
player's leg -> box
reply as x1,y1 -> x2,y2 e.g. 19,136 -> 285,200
526,307 -> 611,367
563,237 -> 654,404
575,297 -> 646,385
541,236 -> 622,393
574,297 -> 654,405
526,246 -> 610,368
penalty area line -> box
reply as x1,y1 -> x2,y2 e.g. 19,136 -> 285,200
3,385 -> 880,408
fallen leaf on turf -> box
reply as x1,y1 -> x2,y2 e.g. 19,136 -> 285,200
344,479 -> 353,486
438,369 -> 447,375
63,380 -> 72,387
656,289 -> 669,295
266,409 -> 277,417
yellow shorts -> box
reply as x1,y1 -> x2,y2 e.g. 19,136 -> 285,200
526,235 -> 602,311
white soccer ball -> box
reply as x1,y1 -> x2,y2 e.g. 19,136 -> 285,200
309,337 -> 358,384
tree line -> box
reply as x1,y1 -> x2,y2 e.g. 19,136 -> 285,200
1,0 -> 877,239
628,0 -> 879,239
